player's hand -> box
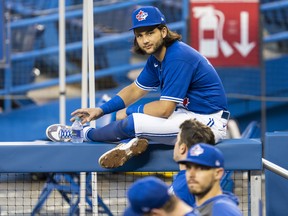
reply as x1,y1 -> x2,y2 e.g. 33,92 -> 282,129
116,108 -> 127,120
70,107 -> 104,124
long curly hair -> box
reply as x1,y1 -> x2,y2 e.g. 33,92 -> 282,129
132,24 -> 182,55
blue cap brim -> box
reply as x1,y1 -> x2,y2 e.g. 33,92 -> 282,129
177,158 -> 219,168
129,22 -> 163,30
123,207 -> 142,216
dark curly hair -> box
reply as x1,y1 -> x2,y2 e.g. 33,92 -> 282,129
132,24 -> 182,55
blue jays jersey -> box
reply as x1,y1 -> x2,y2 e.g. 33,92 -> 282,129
192,193 -> 242,216
135,41 -> 227,114
169,170 -> 195,206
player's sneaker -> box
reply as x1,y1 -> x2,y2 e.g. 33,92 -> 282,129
98,138 -> 148,169
46,124 -> 72,142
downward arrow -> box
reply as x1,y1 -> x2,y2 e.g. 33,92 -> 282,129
233,11 -> 255,57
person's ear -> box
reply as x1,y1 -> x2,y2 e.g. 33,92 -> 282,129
179,143 -> 187,155
161,27 -> 168,38
215,167 -> 224,180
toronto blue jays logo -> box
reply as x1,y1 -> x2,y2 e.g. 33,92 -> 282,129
183,97 -> 190,108
190,144 -> 204,156
136,10 -> 148,21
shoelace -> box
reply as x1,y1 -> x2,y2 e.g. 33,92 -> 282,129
59,128 -> 72,139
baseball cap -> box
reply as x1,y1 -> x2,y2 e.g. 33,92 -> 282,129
178,143 -> 224,168
124,176 -> 171,215
129,6 -> 166,30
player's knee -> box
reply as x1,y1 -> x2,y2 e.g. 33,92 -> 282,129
120,115 -> 135,137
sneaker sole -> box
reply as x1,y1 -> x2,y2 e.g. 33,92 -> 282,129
98,138 -> 148,169
46,124 -> 67,142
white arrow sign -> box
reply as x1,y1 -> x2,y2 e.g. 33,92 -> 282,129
233,11 -> 255,57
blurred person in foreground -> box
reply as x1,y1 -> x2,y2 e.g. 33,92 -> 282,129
178,143 -> 242,216
123,176 -> 197,216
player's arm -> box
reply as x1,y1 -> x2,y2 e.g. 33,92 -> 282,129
117,98 -> 176,120
71,82 -> 147,124
142,100 -> 176,118
116,82 -> 176,119
121,81 -> 176,118
117,82 -> 148,106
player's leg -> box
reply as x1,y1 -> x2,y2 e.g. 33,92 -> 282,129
97,110 -> 195,168
132,108 -> 194,145
133,109 -> 229,144
46,115 -> 135,143
97,109 -> 229,168
98,137 -> 148,169
190,110 -> 229,143
88,115 -> 149,168
84,116 -> 135,142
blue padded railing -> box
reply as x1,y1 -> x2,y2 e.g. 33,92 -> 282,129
0,138 -> 262,215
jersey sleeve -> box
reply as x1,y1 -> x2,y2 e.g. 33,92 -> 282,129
160,60 -> 197,104
212,200 -> 243,216
135,57 -> 160,91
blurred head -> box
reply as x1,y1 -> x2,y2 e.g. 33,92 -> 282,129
124,176 -> 183,216
178,143 -> 224,197
173,119 -> 215,163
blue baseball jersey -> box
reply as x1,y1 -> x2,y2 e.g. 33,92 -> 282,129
169,170 -> 195,206
192,193 -> 243,216
135,41 -> 227,114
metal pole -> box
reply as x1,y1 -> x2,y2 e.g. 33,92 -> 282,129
59,0 -> 66,125
79,1 -> 89,215
250,170 -> 262,216
262,158 -> 288,180
81,0 -> 88,108
87,0 -> 98,215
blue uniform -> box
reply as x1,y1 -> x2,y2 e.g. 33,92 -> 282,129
169,170 -> 195,206
80,40 -> 229,144
131,40 -> 228,144
192,192 -> 243,216
136,41 -> 227,114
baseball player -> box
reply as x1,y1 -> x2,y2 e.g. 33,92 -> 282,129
170,119 -> 215,206
123,176 -> 197,216
178,143 -> 243,216
46,6 -> 229,169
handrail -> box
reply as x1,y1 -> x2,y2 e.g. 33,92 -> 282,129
262,158 -> 288,180
260,1 -> 288,12
263,31 -> 288,44
9,0 -> 156,28
0,62 -> 146,95
11,21 -> 185,61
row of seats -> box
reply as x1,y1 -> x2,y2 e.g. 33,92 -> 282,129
261,0 -> 288,52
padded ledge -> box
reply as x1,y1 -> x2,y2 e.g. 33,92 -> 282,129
0,138 -> 262,173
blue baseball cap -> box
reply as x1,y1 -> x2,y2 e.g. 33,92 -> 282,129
178,143 -> 224,168
124,176 -> 171,215
129,6 -> 166,30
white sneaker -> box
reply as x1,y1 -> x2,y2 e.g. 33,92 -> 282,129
46,124 -> 72,142
98,138 -> 148,169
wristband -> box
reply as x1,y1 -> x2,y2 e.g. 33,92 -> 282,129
99,95 -> 125,114
126,104 -> 144,115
